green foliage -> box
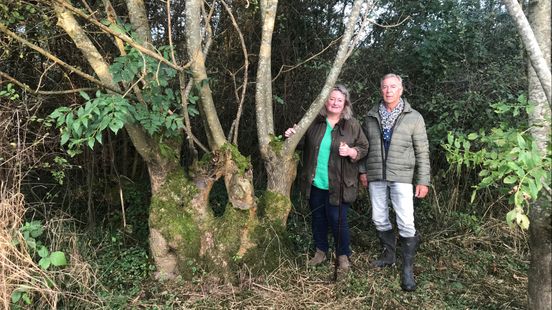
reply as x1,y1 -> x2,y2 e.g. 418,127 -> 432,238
0,1 -> 36,25
443,96 -> 551,229
48,91 -> 132,156
0,83 -> 20,100
14,221 -> 68,270
11,221 -> 67,307
38,156 -> 72,185
97,232 -> 154,292
48,44 -> 190,155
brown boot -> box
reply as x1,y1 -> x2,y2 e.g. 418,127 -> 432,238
308,249 -> 326,266
338,255 -> 350,272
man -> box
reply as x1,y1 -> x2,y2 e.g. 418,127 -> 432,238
359,73 -> 430,291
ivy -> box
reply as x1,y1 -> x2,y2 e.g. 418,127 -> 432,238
443,96 -> 551,230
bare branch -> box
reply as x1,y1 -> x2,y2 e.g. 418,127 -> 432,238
45,0 -> 189,71
272,37 -> 341,82
0,23 -> 121,94
220,0 -> 249,144
166,0 -> 178,65
0,71 -> 96,95
179,72 -> 208,154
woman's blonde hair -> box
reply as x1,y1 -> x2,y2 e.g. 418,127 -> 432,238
319,84 -> 353,120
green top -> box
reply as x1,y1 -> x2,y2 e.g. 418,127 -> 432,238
312,120 -> 332,190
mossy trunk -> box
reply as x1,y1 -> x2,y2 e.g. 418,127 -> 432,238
148,147 -> 293,282
528,199 -> 552,309
262,149 -> 298,227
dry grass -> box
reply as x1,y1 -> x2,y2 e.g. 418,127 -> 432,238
127,214 -> 528,309
0,95 -> 103,309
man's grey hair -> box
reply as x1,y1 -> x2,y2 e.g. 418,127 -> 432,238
380,73 -> 403,87
319,84 -> 353,120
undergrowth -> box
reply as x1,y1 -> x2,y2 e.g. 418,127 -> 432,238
82,183 -> 528,309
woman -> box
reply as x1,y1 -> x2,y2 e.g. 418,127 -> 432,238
285,84 -> 368,270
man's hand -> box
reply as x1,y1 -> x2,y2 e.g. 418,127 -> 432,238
415,185 -> 429,198
359,173 -> 368,188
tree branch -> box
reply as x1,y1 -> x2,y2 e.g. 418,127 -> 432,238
185,0 -> 227,149
46,0 -> 188,72
502,0 -> 551,105
220,0 -> 249,145
0,71 -> 96,95
282,0 -> 365,155
255,0 -> 278,156
0,22 -> 121,94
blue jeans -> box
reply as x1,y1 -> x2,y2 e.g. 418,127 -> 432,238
309,185 -> 351,256
369,181 -> 416,237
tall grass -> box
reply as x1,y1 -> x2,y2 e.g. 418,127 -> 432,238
0,94 -> 101,309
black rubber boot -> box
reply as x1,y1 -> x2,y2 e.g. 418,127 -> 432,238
400,234 -> 420,291
372,229 -> 396,268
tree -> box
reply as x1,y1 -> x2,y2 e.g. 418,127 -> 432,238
503,0 -> 550,308
0,0 -> 373,280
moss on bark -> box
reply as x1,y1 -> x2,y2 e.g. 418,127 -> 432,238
149,169 -> 203,279
259,190 -> 292,229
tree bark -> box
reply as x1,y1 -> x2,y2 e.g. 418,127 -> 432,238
526,1 -> 551,309
502,0 -> 551,105
256,0 -> 366,228
185,0 -> 227,149
528,200 -> 552,310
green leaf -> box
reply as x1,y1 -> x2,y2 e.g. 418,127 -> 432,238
80,91 -> 90,101
72,120 -> 81,136
87,137 -> 95,149
22,292 -> 31,305
273,95 -> 285,105
37,245 -> 49,258
108,23 -> 126,35
506,209 -> 516,227
479,176 -> 493,187
11,290 -> 22,303
447,132 -> 454,145
514,191 -> 523,207
516,213 -> 530,230
467,133 -> 478,140
516,134 -> 526,148
503,175 -> 517,184
39,257 -> 51,270
60,131 -> 70,146
527,178 -> 538,200
95,132 -> 103,144
50,251 -> 67,266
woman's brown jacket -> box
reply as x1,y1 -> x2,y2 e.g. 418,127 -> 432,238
298,115 -> 368,206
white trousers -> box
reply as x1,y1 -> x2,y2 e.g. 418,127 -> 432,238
369,181 -> 416,238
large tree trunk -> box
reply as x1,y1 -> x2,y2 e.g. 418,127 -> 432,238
528,200 -> 552,309
263,150 -> 298,226
148,148 -> 286,281
526,0 -> 551,309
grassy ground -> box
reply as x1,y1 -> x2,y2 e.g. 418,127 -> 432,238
102,204 -> 528,309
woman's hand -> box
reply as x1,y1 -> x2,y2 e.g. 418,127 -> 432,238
359,173 -> 368,188
339,142 -> 358,159
284,124 -> 298,138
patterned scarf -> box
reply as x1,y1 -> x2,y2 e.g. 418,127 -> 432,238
379,98 -> 404,130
